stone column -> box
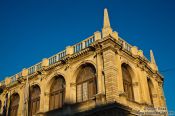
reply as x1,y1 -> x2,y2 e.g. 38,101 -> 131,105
96,52 -> 104,94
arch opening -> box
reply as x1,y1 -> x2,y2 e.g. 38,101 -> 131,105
76,63 -> 97,102
30,84 -> 41,116
49,75 -> 65,110
9,93 -> 20,116
121,63 -> 134,101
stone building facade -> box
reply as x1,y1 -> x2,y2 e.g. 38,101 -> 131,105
0,9 -> 167,116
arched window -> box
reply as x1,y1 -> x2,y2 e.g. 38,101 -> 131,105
30,85 -> 41,116
76,64 -> 97,102
9,93 -> 20,116
50,76 -> 65,110
122,64 -> 134,101
147,78 -> 154,105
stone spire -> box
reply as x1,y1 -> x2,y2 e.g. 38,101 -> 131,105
150,50 -> 158,70
102,8 -> 113,38
150,50 -> 156,65
103,8 -> 111,29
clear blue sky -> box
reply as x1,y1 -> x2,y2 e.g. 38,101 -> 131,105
0,0 -> 174,112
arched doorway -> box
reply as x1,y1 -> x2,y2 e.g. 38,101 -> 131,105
30,85 -> 41,116
49,76 -> 65,110
121,63 -> 134,101
9,93 -> 20,116
76,63 -> 97,102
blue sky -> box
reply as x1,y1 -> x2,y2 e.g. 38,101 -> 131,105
0,0 -> 175,112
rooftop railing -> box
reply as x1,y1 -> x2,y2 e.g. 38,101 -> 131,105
0,35 -> 96,85
28,62 -> 42,75
73,35 -> 95,53
118,37 -> 149,61
48,50 -> 66,65
118,37 -> 132,52
17,72 -> 22,78
11,75 -> 17,83
0,33 -> 151,86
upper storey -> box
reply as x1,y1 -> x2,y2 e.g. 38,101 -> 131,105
0,8 -> 160,87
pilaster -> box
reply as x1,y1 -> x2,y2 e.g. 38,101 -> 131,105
158,82 -> 166,107
96,52 -> 104,94
115,53 -> 124,102
152,78 -> 163,108
136,68 -> 150,105
39,80 -> 45,113
64,68 -> 71,104
18,87 -> 24,116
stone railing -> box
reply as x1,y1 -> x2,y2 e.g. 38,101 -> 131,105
7,71 -> 22,85
48,50 -> 66,65
0,32 -> 151,86
28,62 -> 42,75
73,35 -> 95,53
118,37 -> 150,62
0,35 -> 96,86
11,75 -> 17,83
118,37 -> 132,52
